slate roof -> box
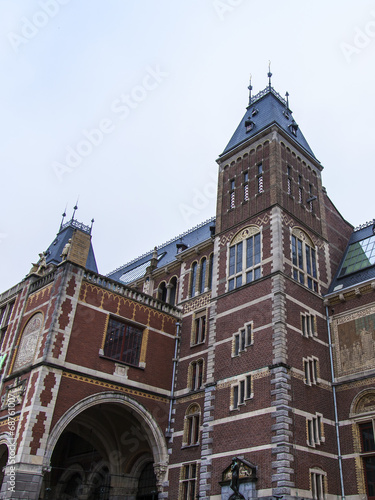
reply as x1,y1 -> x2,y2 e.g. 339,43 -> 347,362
221,86 -> 317,160
328,221 -> 375,293
45,219 -> 98,273
107,217 -> 215,285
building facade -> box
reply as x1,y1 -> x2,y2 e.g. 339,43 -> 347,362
0,79 -> 375,499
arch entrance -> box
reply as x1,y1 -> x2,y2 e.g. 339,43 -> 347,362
42,394 -> 167,500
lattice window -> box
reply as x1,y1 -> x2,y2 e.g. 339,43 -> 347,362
103,318 -> 143,366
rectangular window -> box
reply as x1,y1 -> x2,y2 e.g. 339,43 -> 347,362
190,360 -> 204,391
310,470 -> 325,500
180,463 -> 197,500
292,234 -> 318,292
192,311 -> 206,345
233,323 -> 253,357
187,415 -> 200,446
103,318 -> 143,366
304,357 -> 318,385
301,313 -> 316,338
232,375 -> 252,409
229,179 -> 235,209
307,414 -> 323,446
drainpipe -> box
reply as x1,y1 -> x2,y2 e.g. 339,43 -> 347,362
325,306 -> 345,500
166,321 -> 180,437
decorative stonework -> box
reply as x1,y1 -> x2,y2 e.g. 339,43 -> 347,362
61,372 -> 168,403
332,307 -> 375,377
219,213 -> 271,247
183,292 -> 211,314
13,313 -> 44,372
1,377 -> 27,409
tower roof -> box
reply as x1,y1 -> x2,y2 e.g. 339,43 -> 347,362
45,217 -> 98,273
221,85 -> 317,160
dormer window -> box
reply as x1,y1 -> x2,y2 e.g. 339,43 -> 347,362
289,121 -> 299,136
251,108 -> 259,117
245,119 -> 254,133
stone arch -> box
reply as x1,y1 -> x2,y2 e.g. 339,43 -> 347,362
44,391 -> 168,470
350,388 -> 375,418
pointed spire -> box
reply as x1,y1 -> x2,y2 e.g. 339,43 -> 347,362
90,218 -> 95,234
267,60 -> 272,89
248,73 -> 253,106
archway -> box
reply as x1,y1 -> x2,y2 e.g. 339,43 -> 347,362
42,393 -> 168,500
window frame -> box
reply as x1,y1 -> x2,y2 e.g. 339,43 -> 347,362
183,404 -> 201,447
231,374 -> 253,410
301,312 -> 317,338
232,322 -> 253,357
310,468 -> 326,500
180,462 -> 197,500
191,310 -> 207,346
228,226 -> 262,292
303,356 -> 319,386
189,359 -> 204,391
307,413 -> 324,447
102,316 -> 144,367
291,228 -> 318,292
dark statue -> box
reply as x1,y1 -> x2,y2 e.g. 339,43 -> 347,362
229,457 -> 245,500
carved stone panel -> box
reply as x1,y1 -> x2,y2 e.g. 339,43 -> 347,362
13,313 -> 43,371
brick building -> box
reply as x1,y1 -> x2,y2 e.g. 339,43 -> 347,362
0,77 -> 375,499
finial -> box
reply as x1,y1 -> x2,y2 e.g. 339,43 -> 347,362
90,218 -> 95,233
267,60 -> 272,89
59,205 -> 67,231
248,73 -> 253,106
285,91 -> 289,109
71,198 -> 79,220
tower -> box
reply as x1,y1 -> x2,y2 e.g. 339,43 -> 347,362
196,76 -> 353,498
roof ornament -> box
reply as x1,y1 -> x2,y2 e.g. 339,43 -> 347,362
248,73 -> 253,106
90,218 -> 95,234
283,91 -> 290,119
71,199 -> 79,221
59,206 -> 67,231
267,60 -> 272,89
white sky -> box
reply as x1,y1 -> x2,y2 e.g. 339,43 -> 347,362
1,0 -> 374,292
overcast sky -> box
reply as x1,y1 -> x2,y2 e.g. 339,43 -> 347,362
1,0 -> 374,292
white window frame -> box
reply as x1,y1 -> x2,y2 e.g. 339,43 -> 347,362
310,468 -> 326,500
232,322 -> 253,357
301,312 -> 317,338
303,356 -> 319,386
291,228 -> 318,292
227,226 -> 262,291
307,413 -> 324,447
231,374 -> 253,410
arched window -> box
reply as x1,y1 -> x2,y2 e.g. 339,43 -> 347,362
208,253 -> 214,290
228,226 -> 261,291
190,262 -> 198,297
168,276 -> 177,306
183,404 -> 201,447
199,258 -> 206,294
158,282 -> 167,302
291,228 -> 318,292
13,312 -> 43,372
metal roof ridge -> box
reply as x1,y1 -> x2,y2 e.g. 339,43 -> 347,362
106,216 -> 216,276
354,219 -> 375,232
248,86 -> 288,109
